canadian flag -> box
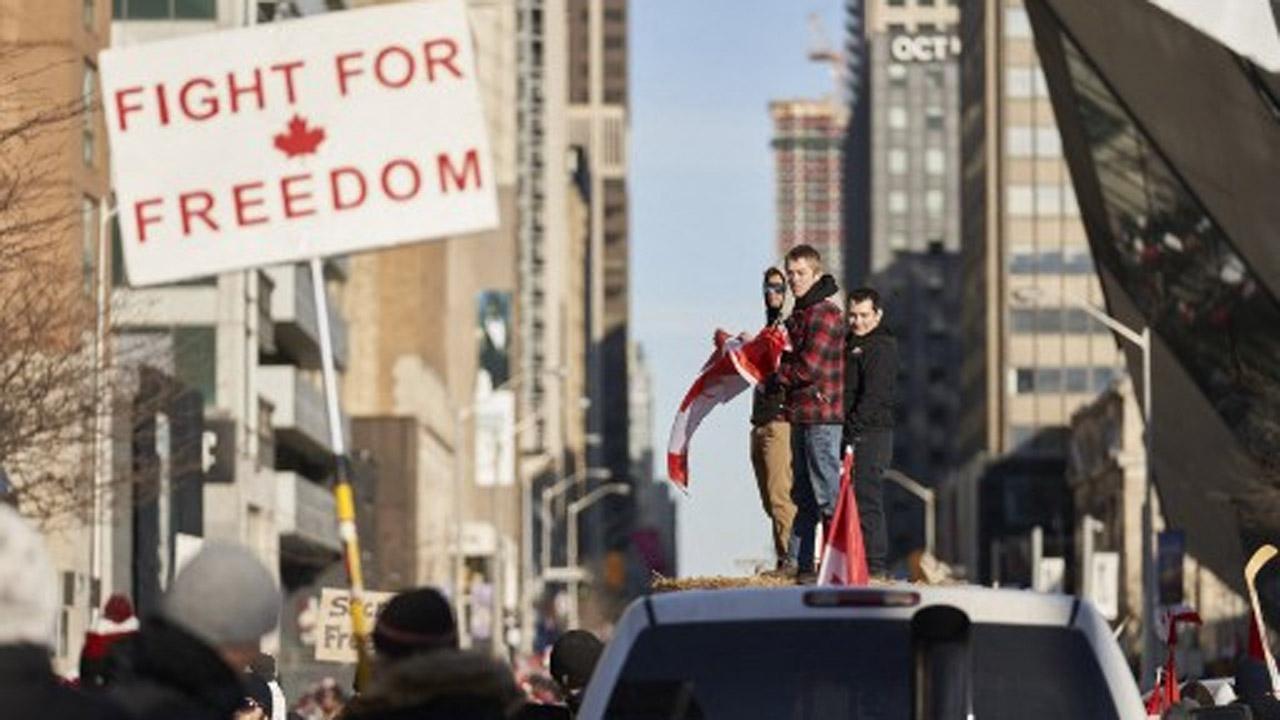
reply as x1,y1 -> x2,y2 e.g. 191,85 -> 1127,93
667,325 -> 789,489
817,448 -> 870,586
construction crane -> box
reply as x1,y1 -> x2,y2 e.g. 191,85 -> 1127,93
807,11 -> 849,121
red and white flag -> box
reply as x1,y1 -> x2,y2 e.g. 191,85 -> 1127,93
818,449 -> 870,586
666,326 -> 788,490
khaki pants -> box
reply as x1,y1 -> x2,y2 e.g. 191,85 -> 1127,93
750,420 -> 796,562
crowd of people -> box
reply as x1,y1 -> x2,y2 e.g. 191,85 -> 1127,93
749,244 -> 900,582
0,504 -> 602,720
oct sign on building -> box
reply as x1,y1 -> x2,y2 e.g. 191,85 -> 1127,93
889,34 -> 962,63
100,0 -> 497,286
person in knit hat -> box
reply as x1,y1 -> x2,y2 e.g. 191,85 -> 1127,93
0,505 -> 125,720
80,593 -> 140,689
371,586 -> 459,662
344,586 -> 526,720
108,541 -> 281,720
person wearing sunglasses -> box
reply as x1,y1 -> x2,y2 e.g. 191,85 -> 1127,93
750,267 -> 798,574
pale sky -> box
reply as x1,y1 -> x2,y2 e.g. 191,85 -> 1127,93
631,1 -> 843,577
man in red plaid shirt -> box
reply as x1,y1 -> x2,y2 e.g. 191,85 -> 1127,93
776,244 -> 845,579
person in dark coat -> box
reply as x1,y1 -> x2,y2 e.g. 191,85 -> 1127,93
80,593 -> 140,690
750,266 -> 797,572
107,542 -> 281,720
0,504 -> 125,719
549,630 -> 603,716
843,287 -> 899,577
341,648 -> 524,720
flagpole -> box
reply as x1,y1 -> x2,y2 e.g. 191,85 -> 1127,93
308,256 -> 371,692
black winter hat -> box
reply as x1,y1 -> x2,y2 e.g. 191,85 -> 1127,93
372,587 -> 458,660
549,629 -> 604,692
241,672 -> 274,717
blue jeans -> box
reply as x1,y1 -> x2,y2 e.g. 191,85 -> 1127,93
786,423 -> 843,571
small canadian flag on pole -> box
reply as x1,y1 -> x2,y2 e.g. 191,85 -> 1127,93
817,448 -> 870,586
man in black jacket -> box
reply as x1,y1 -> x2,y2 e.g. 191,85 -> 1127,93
107,543 -> 280,720
843,287 -> 898,578
750,267 -> 796,571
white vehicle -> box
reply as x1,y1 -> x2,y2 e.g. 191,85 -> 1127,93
577,584 -> 1145,720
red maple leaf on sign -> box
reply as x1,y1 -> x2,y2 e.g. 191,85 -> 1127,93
274,114 -> 325,158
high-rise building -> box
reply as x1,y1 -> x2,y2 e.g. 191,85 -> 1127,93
859,0 -> 960,276
770,99 -> 845,271
840,0 -> 961,565
566,0 -> 635,622
950,0 -> 1125,581
1025,0 -> 1280,630
0,0 -> 113,674
627,343 -> 677,582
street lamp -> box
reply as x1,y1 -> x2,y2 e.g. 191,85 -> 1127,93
884,469 -> 935,557
563,482 -> 631,629
540,467 -> 612,574
451,366 -> 564,648
1012,286 -> 1156,686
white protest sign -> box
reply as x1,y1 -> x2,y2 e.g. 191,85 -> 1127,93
100,0 -> 498,287
315,587 -> 395,663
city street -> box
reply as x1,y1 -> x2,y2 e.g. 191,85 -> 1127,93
1,0 -> 1279,718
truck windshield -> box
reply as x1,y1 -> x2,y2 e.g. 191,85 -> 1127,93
601,619 -> 1123,720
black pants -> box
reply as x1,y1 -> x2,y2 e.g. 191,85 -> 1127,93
853,430 -> 893,575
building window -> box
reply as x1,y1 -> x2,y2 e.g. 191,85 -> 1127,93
925,148 -> 945,175
888,63 -> 908,86
1010,249 -> 1095,274
888,191 -> 908,214
1007,185 -> 1035,216
1065,368 -> 1089,393
174,327 -> 217,407
1008,126 -> 1063,157
111,217 -> 126,287
888,148 -> 908,174
1004,7 -> 1032,38
1006,66 -> 1035,98
926,67 -> 945,89
925,106 -> 944,130
82,196 -> 97,295
114,0 -> 215,19
888,106 -> 908,129
1015,369 -> 1035,394
1036,184 -> 1062,214
82,62 -> 96,167
889,232 -> 908,250
925,189 -> 944,216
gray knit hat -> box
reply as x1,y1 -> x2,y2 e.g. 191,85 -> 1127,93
161,542 -> 280,647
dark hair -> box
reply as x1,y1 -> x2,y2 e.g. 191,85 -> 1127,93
849,287 -> 882,311
762,267 -> 784,284
784,244 -> 822,269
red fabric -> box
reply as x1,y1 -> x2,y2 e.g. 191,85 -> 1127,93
1250,614 -> 1267,662
816,449 -> 869,586
81,629 -> 133,661
1145,607 -> 1202,715
778,300 -> 845,425
667,326 -> 789,488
